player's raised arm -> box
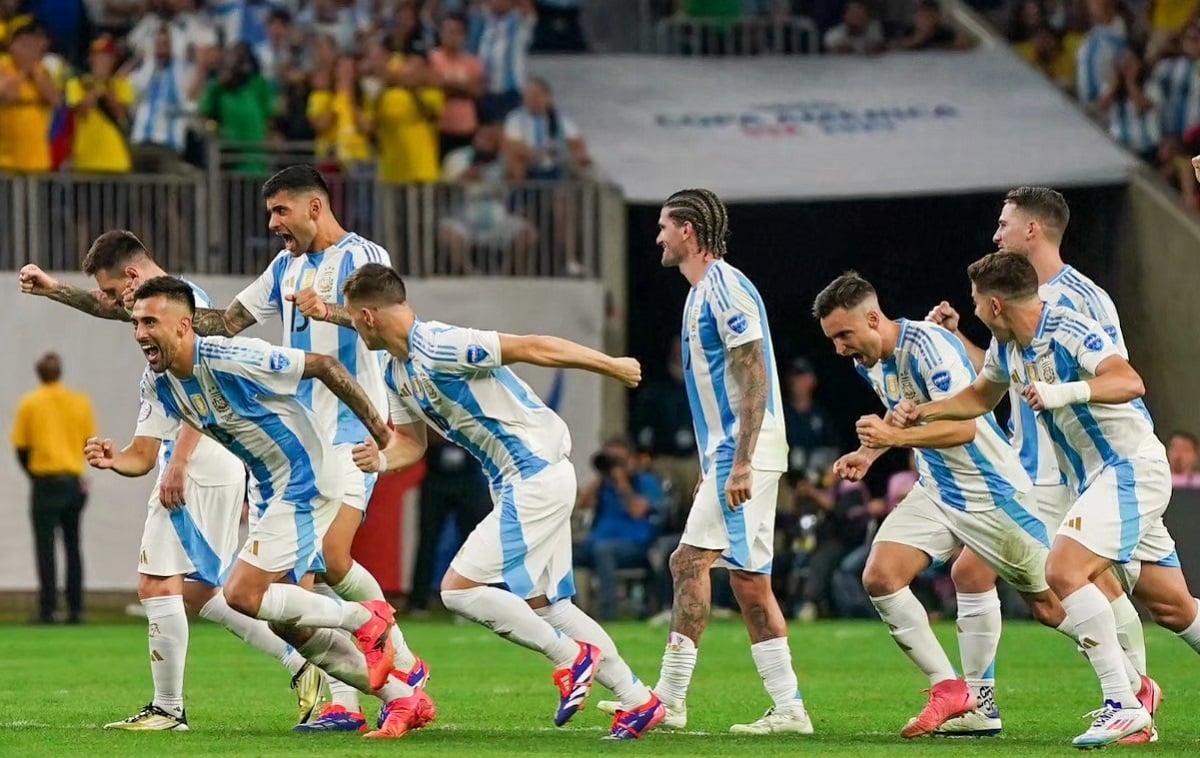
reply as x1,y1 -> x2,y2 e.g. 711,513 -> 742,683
85,435 -> 161,477
497,333 -> 642,387
910,374 -> 1009,424
188,299 -> 259,337
1023,349 -> 1144,411
302,353 -> 391,447
19,264 -> 131,321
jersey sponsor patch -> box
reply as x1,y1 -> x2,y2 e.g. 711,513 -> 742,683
1103,325 -> 1118,343
931,369 -> 952,393
269,351 -> 291,372
1084,333 -> 1104,351
466,344 -> 490,365
726,313 -> 748,335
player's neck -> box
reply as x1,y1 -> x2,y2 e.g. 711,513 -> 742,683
681,252 -> 716,287
309,219 -> 350,253
1011,302 -> 1044,347
1027,246 -> 1064,284
169,336 -> 197,379
878,318 -> 900,359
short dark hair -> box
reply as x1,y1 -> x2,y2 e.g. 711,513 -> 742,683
82,230 -> 155,275
967,251 -> 1039,299
811,271 -> 877,319
663,188 -> 730,258
342,263 -> 407,305
1004,186 -> 1070,242
133,276 -> 196,314
1170,430 -> 1199,448
35,352 -> 61,383
261,164 -> 330,201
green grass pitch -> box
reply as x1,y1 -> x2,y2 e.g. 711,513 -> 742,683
2,617 -> 1198,756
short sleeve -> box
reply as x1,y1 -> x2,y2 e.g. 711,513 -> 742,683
135,378 -> 180,441
201,337 -> 307,396
65,78 -> 83,107
10,397 -> 31,448
410,322 -> 503,374
235,252 -> 287,324
981,337 -> 1009,385
1067,320 -> 1122,375
382,358 -> 421,425
706,269 -> 763,350
916,329 -> 974,401
115,77 -> 136,106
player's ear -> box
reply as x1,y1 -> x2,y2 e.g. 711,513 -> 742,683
124,265 -> 138,280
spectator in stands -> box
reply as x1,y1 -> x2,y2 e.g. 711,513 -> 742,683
1150,22 -> 1200,140
1101,47 -> 1162,161
432,13 -> 485,159
308,51 -> 372,169
476,0 -> 536,132
574,437 -> 665,620
368,40 -> 445,182
823,0 -> 886,54
66,35 -> 133,173
0,23 -> 61,173
396,0 -> 441,52
790,471 -> 871,622
200,42 -> 274,172
502,77 -> 590,180
782,357 -> 840,491
1076,0 -> 1128,107
1146,0 -> 1200,61
893,0 -> 967,50
298,0 -> 370,50
127,26 -> 202,171
0,0 -> 32,49
1018,24 -> 1078,91
1168,430 -> 1200,486
128,0 -> 220,95
256,8 -> 299,87
11,352 -> 96,625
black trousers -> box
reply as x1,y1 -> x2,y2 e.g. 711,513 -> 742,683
408,475 -> 491,610
30,475 -> 86,620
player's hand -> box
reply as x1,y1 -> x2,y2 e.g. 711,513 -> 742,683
856,414 -> 898,449
352,437 -> 386,473
158,461 -> 187,510
925,300 -> 960,332
122,270 -> 143,312
85,437 -> 116,469
18,264 -> 58,296
832,450 -> 873,482
1192,154 -> 1200,184
610,357 -> 642,388
892,399 -> 922,427
723,461 -> 752,511
285,287 -> 331,321
1022,382 -> 1051,411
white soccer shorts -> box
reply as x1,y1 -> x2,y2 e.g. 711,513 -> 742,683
335,442 -> 379,513
451,459 -> 577,602
1030,483 -> 1073,538
874,485 -> 1050,594
680,466 -> 781,574
238,494 -> 341,582
138,479 -> 245,586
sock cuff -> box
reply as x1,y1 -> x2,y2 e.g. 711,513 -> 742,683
332,561 -> 370,596
142,594 -> 185,618
666,631 -> 697,650
197,592 -> 223,621
1060,584 -> 1106,620
869,585 -> 916,609
1174,598 -> 1200,638
956,589 -> 1001,617
749,636 -> 789,655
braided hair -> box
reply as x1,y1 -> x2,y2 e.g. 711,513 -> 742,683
663,188 -> 730,258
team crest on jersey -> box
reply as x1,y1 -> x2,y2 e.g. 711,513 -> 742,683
316,267 -> 337,299
1083,333 -> 1104,352
207,386 -> 230,416
1037,354 -> 1057,383
190,393 -> 208,416
884,374 -> 900,401
466,345 -> 490,365
269,351 -> 291,372
138,400 -> 152,423
899,375 -> 917,401
930,370 -> 952,393
727,313 -> 748,335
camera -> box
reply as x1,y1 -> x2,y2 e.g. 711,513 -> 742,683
591,451 -> 615,475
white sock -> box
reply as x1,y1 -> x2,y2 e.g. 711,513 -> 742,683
1111,594 -> 1147,676
1061,585 -> 1138,707
199,592 -> 306,675
312,582 -> 363,711
749,637 -> 803,709
376,672 -> 415,703
955,590 -> 1001,708
143,595 -> 188,718
654,631 -> 698,707
535,599 -> 653,709
252,584 -> 370,630
871,588 -> 957,685
441,586 -> 579,667
298,628 -> 372,694
1174,598 -> 1200,654
330,567 -> 418,673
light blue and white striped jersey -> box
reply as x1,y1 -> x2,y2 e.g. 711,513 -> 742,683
1009,265 -> 1127,486
857,319 -> 1031,512
1150,55 -> 1200,137
384,320 -> 571,489
1109,94 -> 1162,156
1076,20 -> 1127,104
129,61 -> 190,152
681,260 -> 787,476
139,336 -> 341,513
236,233 -> 390,447
982,305 -> 1158,494
477,10 -> 534,94
136,281 -> 244,488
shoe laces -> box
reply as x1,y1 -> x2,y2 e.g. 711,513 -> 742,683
1083,703 -> 1120,729
126,703 -> 160,722
290,662 -> 310,690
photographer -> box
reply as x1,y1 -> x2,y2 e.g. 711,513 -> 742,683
573,436 -> 665,620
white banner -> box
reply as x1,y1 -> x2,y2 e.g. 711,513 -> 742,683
533,50 -> 1137,202
0,276 -> 605,590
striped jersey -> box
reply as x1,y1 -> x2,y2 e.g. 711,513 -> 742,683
1149,55 -> 1200,137
1009,265 -> 1127,486
384,320 -> 571,488
1076,20 -> 1127,104
136,281 -> 243,488
139,336 -> 341,513
857,319 -> 1031,511
681,260 -> 787,476
983,305 -> 1159,494
477,10 -> 533,94
236,233 -> 390,447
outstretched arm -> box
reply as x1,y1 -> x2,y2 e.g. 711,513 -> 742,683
19,265 -> 131,321
498,333 -> 642,387
926,301 -> 986,372
905,375 -> 1009,425
191,300 -> 259,337
303,353 -> 390,447
85,435 -> 161,477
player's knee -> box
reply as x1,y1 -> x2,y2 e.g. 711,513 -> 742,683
136,574 -> 174,600
861,563 -> 902,598
222,580 -> 263,617
668,546 -> 703,582
949,556 -> 995,594
1143,596 -> 1193,633
1043,555 -> 1084,598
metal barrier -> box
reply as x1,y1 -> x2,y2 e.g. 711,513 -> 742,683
653,16 -> 820,56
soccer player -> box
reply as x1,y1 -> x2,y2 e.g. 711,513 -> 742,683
105,275 -> 436,739
18,231 -> 325,731
339,263 -> 665,740
163,165 -> 424,730
812,271 -> 1089,739
611,188 -> 814,735
925,187 -> 1154,740
898,251 -> 1200,747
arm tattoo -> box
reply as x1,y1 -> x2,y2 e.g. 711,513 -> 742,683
306,354 -> 391,447
49,285 -> 130,321
192,300 -> 257,337
729,341 -> 768,468
322,303 -> 354,329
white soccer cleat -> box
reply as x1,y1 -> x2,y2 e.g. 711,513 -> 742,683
1071,701 -> 1151,748
929,707 -> 1002,737
104,703 -> 189,731
729,702 -> 813,735
597,697 -> 687,730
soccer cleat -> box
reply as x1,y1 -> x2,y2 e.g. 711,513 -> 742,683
291,661 -> 326,727
365,690 -> 437,739
398,655 -> 431,690
104,703 -> 189,731
552,641 -> 600,727
1119,676 -> 1163,745
1072,700 -> 1152,748
929,706 -> 1002,737
598,696 -> 687,729
605,694 -> 666,740
352,600 -> 397,691
901,678 -> 976,739
291,703 -> 368,733
729,702 -> 814,735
